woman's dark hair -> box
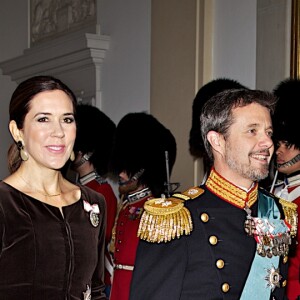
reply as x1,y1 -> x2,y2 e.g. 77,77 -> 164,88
8,75 -> 77,173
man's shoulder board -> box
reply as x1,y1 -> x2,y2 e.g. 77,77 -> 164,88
172,187 -> 205,201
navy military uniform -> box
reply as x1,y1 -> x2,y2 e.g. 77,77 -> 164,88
129,168 -> 296,300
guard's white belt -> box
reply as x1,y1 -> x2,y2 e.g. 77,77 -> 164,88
114,264 -> 134,271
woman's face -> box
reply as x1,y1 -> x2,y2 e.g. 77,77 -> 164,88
21,90 -> 76,170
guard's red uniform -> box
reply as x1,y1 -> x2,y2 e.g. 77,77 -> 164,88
84,179 -> 118,287
110,189 -> 152,300
274,174 -> 300,300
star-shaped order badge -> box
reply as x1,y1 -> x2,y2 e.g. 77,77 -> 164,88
265,265 -> 282,291
83,200 -> 100,227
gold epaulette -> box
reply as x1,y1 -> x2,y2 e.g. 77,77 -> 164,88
137,195 -> 193,243
137,187 -> 204,243
279,198 -> 298,238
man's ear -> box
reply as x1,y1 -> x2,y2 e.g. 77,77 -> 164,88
207,131 -> 224,156
9,120 -> 23,143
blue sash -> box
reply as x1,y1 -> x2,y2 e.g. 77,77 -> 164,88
240,192 -> 282,300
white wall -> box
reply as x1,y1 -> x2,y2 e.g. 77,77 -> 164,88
0,0 -> 28,179
212,0 -> 257,88
0,0 -> 151,180
98,0 -> 151,124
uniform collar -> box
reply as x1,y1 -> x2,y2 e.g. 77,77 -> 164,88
285,172 -> 300,187
205,168 -> 258,209
125,187 -> 152,204
79,171 -> 107,185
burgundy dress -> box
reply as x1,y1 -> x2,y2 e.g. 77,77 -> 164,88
0,181 -> 107,300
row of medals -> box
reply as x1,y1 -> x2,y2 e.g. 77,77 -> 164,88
244,214 -> 291,258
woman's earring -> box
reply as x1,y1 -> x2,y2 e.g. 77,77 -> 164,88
70,151 -> 75,161
17,141 -> 29,161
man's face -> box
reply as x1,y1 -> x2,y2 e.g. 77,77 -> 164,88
118,171 -> 139,195
276,141 -> 300,175
219,102 -> 274,186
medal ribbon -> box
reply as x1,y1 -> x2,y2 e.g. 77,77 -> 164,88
83,200 -> 100,214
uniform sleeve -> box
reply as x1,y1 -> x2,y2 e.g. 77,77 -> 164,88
129,237 -> 188,300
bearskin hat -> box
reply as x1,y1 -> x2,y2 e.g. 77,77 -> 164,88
110,112 -> 177,197
273,78 -> 300,150
189,78 -> 248,169
74,104 -> 116,176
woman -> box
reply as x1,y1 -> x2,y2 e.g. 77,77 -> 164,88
0,75 -> 107,299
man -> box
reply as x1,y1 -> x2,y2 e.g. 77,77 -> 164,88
130,89 -> 297,300
270,78 -> 300,300
108,112 -> 177,300
71,104 -> 118,297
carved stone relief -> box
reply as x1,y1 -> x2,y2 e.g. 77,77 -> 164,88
30,0 -> 96,44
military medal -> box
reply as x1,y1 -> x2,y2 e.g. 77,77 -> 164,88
83,285 -> 91,300
244,205 -> 291,258
90,211 -> 99,227
83,200 -> 100,227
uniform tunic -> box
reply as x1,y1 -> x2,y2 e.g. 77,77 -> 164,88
110,189 -> 152,300
0,181 -> 107,300
274,173 -> 300,300
130,170 -> 289,300
82,175 -> 117,286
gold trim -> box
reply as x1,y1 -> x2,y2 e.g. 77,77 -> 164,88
137,196 -> 193,243
206,168 -> 258,209
291,0 -> 300,78
173,187 -> 205,201
279,198 -> 298,238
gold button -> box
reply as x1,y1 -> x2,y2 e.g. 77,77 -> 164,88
283,256 -> 288,264
216,259 -> 225,269
222,283 -> 230,293
200,213 -> 209,222
209,235 -> 218,245
282,280 -> 287,287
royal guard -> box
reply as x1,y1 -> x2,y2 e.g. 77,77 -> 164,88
109,112 -> 177,300
270,78 -> 300,300
71,104 -> 118,297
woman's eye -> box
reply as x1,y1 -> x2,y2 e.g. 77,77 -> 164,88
64,117 -> 75,124
37,117 -> 48,122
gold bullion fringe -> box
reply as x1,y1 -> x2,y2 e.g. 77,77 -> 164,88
137,197 -> 193,243
279,198 -> 298,238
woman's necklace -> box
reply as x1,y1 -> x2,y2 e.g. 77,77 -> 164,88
18,174 -> 62,198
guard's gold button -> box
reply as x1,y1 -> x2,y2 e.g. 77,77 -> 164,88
209,235 -> 218,245
216,259 -> 225,269
200,213 -> 209,222
283,256 -> 288,264
282,280 -> 287,287
221,283 -> 230,293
